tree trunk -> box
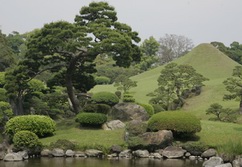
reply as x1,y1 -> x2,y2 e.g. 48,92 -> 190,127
239,100 -> 242,114
10,95 -> 24,116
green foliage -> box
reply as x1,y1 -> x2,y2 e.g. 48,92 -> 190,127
206,103 -> 238,122
149,63 -> 208,110
123,93 -> 135,103
115,91 -> 122,99
114,75 -> 137,93
75,113 -> 107,127
126,121 -> 147,136
140,36 -> 160,57
5,115 -> 56,138
217,140 -> 242,157
0,101 -> 13,128
152,104 -> 165,113
49,139 -> 76,151
91,91 -> 119,106
0,88 -> 7,101
13,130 -> 42,153
138,103 -> 154,116
95,76 -> 111,85
148,111 -> 201,137
180,142 -> 208,156
83,103 -> 111,114
0,72 -> 5,87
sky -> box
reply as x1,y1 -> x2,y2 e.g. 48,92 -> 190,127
0,0 -> 241,46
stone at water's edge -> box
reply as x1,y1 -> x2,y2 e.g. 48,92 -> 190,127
85,149 -> 103,157
202,156 -> 223,167
66,149 -> 75,157
119,149 -> 132,158
214,163 -> 232,167
133,150 -> 149,158
111,103 -> 149,121
162,146 -> 186,159
201,148 -> 217,158
4,153 -> 23,161
51,148 -> 65,157
41,149 -> 51,157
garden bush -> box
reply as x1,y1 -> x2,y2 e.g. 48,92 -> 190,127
76,112 -> 107,127
0,101 -> 13,128
83,103 -> 111,114
95,76 -> 111,85
148,111 -> 201,137
91,91 -> 119,106
138,103 -> 154,116
5,115 -> 56,138
13,130 -> 42,153
123,93 -> 135,102
115,91 -> 122,99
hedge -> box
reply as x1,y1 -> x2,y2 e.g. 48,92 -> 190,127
5,115 -> 56,138
76,112 -> 107,127
91,91 -> 119,106
148,111 -> 201,136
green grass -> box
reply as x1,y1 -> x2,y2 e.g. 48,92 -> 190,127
40,118 -> 126,150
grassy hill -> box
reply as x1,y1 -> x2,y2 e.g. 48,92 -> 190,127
91,43 -> 240,120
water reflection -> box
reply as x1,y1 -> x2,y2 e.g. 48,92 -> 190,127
0,158 -> 203,167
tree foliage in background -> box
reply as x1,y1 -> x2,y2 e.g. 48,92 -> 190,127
114,74 -> 137,93
158,34 -> 194,64
149,63 -> 208,110
4,2 -> 141,115
223,66 -> 242,114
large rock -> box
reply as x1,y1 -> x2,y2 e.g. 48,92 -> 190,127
41,149 -> 51,157
4,153 -> 23,161
85,149 -> 103,157
65,149 -> 75,157
133,150 -> 149,158
215,163 -> 232,167
140,130 -> 173,148
162,146 -> 186,159
51,148 -> 65,157
119,149 -> 132,158
203,157 -> 223,167
102,120 -> 125,130
17,151 -> 28,160
201,148 -> 217,158
111,103 -> 149,121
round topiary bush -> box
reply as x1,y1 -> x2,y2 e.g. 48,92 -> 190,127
148,111 -> 201,136
76,112 -> 107,127
123,93 -> 135,103
83,103 -> 111,114
138,103 -> 154,116
5,115 -> 56,138
95,76 -> 111,85
13,130 -> 42,153
91,91 -> 119,106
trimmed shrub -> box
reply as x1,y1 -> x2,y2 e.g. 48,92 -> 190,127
95,76 -> 111,85
5,115 -> 56,138
13,130 -> 42,153
49,139 -> 76,151
148,111 -> 201,137
123,93 -> 135,103
83,103 -> 111,114
76,112 -> 107,127
91,91 -> 119,106
115,91 -> 122,99
152,104 -> 165,113
138,103 -> 154,116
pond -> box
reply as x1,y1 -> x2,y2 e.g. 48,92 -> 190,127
0,157 -> 203,167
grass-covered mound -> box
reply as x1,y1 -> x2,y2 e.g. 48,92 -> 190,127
5,115 -> 56,138
148,111 -> 201,137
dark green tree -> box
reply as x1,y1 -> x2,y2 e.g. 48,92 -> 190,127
114,75 -> 137,93
5,2 -> 141,114
149,63 -> 208,110
223,66 -> 242,114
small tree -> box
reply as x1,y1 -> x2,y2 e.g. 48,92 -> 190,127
114,75 -> 137,93
223,66 -> 242,114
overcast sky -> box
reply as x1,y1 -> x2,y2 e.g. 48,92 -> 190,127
0,0 -> 241,46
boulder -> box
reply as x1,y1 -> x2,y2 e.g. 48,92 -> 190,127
74,151 -> 86,157
111,103 -> 149,121
65,149 -> 75,157
102,120 -> 125,130
133,150 -> 149,158
119,149 -> 132,158
153,153 -> 162,159
4,153 -> 23,161
41,149 -> 51,157
140,130 -> 173,148
51,148 -> 65,157
203,157 -> 223,167
0,151 -> 5,160
162,146 -> 186,159
189,156 -> 197,161
85,149 -> 103,157
17,151 -> 28,160
215,163 -> 232,167
110,145 -> 123,154
201,149 -> 217,158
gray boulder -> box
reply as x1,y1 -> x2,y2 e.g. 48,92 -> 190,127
112,103 -> 149,121
133,150 -> 149,158
202,149 -> 217,158
140,130 -> 173,147
102,120 -> 125,130
4,153 -> 23,161
203,157 -> 223,167
119,149 -> 132,158
17,151 -> 28,160
215,163 -> 232,167
74,151 -> 86,157
85,149 -> 103,157
51,148 -> 65,157
162,146 -> 186,159
65,149 -> 75,157
153,153 -> 162,159
41,149 -> 51,157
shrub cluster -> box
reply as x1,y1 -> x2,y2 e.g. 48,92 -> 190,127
83,103 -> 111,115
91,91 -> 119,106
138,103 -> 154,116
13,130 -> 42,153
95,76 -> 111,85
148,111 -> 201,137
123,93 -> 135,102
76,112 -> 107,127
5,115 -> 56,138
